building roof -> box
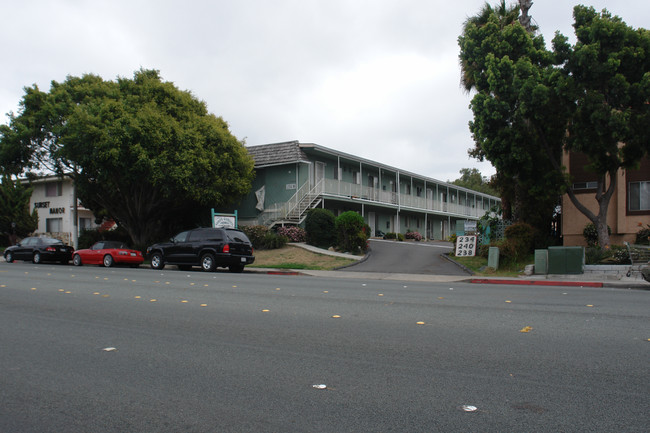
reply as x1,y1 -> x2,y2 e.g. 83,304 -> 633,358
246,141 -> 309,168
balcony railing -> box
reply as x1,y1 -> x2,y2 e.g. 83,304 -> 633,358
258,179 -> 492,225
321,179 -> 487,218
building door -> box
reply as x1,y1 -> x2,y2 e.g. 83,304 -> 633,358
367,212 -> 376,236
314,162 -> 325,189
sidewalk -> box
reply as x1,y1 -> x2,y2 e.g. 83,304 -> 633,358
250,243 -> 650,290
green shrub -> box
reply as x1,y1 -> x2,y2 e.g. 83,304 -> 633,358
261,232 -> 288,250
397,233 -> 405,242
495,239 -> 518,266
504,222 -> 536,260
635,224 -> 650,245
383,232 -> 397,240
585,247 -> 612,265
583,223 -> 611,247
240,225 -> 270,249
334,211 -> 369,253
610,245 -> 630,264
479,244 -> 491,259
305,208 -> 336,248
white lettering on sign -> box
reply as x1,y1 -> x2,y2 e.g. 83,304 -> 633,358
286,183 -> 297,190
455,235 -> 477,257
213,216 -> 236,228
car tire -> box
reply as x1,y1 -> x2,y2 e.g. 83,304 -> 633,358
5,251 -> 14,263
73,254 -> 82,266
229,264 -> 245,273
103,254 -> 114,267
150,252 -> 165,270
200,253 -> 216,272
33,252 -> 42,264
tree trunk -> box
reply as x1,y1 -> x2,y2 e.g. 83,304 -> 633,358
518,0 -> 534,32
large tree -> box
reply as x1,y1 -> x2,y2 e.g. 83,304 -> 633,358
459,3 -> 650,247
0,176 -> 38,245
0,69 -> 255,247
552,6 -> 650,246
459,0 -> 565,234
451,168 -> 498,196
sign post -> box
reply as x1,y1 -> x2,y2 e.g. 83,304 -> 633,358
211,209 -> 238,229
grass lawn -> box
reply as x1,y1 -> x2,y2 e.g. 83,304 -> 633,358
451,254 -> 535,277
250,245 -> 357,270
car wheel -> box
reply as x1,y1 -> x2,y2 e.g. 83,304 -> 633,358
33,252 -> 42,264
200,253 -> 216,272
103,254 -> 114,267
5,251 -> 14,263
229,264 -> 245,273
73,254 -> 82,266
150,252 -> 165,270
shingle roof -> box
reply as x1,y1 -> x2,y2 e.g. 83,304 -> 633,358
246,141 -> 309,167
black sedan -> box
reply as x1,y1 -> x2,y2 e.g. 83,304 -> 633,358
4,236 -> 74,264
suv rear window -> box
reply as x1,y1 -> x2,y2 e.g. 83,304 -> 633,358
226,230 -> 251,244
188,229 -> 224,242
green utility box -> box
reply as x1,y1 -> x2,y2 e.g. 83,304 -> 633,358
488,247 -> 500,270
534,249 -> 548,275
547,246 -> 584,274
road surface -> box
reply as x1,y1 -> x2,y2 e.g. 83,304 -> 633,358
0,262 -> 648,432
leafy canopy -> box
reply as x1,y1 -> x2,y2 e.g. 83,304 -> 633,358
0,176 -> 38,245
0,69 -> 255,247
459,4 -> 650,247
450,168 -> 498,196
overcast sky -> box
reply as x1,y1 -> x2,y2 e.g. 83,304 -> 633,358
2,1 -> 648,183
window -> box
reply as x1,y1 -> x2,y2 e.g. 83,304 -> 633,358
79,218 -> 92,231
352,171 -> 360,184
46,181 -> 63,197
405,184 -> 411,195
46,218 -> 62,232
573,181 -> 598,190
172,231 -> 190,243
629,181 -> 650,211
416,186 -> 423,197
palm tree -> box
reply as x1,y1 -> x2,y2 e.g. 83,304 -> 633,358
459,1 -> 521,92
518,0 -> 534,32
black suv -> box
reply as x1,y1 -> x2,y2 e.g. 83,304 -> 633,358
146,228 -> 255,272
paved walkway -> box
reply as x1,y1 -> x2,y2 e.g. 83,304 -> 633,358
256,242 -> 650,290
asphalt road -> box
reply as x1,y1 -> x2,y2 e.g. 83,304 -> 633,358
1,262 -> 648,432
343,239 -> 468,275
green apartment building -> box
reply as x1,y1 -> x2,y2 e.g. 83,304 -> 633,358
234,141 -> 500,240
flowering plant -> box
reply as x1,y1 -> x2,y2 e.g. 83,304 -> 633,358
405,230 -> 423,241
277,226 -> 307,242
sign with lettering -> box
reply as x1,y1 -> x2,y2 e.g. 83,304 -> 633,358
50,207 -> 65,214
213,216 -> 236,228
464,221 -> 477,233
211,209 -> 238,229
34,201 -> 50,209
455,235 -> 477,257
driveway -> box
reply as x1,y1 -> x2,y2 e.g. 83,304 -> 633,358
342,239 -> 470,276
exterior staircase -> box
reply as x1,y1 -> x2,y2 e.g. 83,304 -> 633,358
266,180 -> 323,227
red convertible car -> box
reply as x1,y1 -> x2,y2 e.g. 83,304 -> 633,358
72,241 -> 144,267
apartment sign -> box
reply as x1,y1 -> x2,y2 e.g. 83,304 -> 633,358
211,209 -> 238,229
455,235 -> 477,257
